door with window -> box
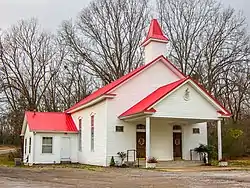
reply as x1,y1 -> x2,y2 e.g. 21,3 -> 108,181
60,137 -> 71,161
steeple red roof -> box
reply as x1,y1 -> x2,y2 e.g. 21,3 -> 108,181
141,19 -> 168,46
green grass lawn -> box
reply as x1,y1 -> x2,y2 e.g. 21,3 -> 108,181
30,163 -> 104,171
0,152 -> 103,171
229,160 -> 250,167
0,154 -> 15,167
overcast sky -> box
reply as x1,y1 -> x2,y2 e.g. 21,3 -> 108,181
0,0 -> 249,31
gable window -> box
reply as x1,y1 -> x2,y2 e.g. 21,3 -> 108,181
116,126 -> 124,132
42,137 -> 53,153
193,128 -> 200,134
78,118 -> 82,151
91,115 -> 94,152
24,138 -> 27,154
29,137 -> 31,154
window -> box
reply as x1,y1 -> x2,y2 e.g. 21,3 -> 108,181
29,137 -> 31,154
24,138 -> 27,154
193,128 -> 200,134
173,125 -> 182,130
91,115 -> 94,151
136,124 -> 145,130
42,137 -> 53,153
78,118 -> 82,151
116,126 -> 124,132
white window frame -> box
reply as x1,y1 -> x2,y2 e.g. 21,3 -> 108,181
115,126 -> 124,132
78,118 -> 82,152
91,115 -> 94,152
193,128 -> 200,134
42,137 -> 53,154
29,137 -> 31,154
24,138 -> 27,154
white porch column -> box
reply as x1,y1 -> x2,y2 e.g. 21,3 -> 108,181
146,117 -> 151,168
217,119 -> 222,160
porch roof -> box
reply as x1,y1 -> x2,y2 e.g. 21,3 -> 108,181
119,77 -> 231,119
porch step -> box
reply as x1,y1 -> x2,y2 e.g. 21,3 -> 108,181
136,159 -> 203,168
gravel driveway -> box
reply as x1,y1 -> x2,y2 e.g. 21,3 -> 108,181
1,167 -> 250,187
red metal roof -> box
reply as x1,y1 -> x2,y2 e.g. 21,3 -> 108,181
141,19 -> 168,46
25,111 -> 78,132
119,77 -> 232,118
65,55 -> 185,113
119,78 -> 188,118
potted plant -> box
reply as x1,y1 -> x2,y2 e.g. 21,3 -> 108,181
194,144 -> 215,164
117,152 -> 127,167
218,158 -> 228,167
146,157 -> 158,168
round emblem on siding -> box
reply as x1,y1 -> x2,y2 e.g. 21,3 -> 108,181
138,138 -> 145,146
183,88 -> 190,101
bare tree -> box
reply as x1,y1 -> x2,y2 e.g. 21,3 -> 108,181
41,59 -> 95,111
157,0 -> 250,90
157,0 -> 250,120
0,19 -> 65,111
60,0 -> 150,85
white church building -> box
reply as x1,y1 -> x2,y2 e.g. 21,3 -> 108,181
21,19 -> 231,167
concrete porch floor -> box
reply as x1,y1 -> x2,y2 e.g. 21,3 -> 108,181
136,159 -> 204,168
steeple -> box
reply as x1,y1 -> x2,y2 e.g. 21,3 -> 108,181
142,19 -> 168,64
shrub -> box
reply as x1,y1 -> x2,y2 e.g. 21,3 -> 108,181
110,156 -> 115,167
117,152 -> 127,164
194,144 -> 216,163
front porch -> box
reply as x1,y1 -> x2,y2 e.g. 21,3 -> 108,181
125,117 -> 222,168
118,77 -> 229,168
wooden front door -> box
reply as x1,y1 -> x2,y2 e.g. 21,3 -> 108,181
136,132 -> 146,158
173,132 -> 182,158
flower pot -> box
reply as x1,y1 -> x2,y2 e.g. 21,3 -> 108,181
219,161 -> 228,167
146,162 -> 156,168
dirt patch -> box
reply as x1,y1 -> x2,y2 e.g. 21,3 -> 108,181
1,167 -> 250,187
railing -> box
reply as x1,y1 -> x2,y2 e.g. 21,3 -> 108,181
190,149 -> 203,161
126,149 -> 140,167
